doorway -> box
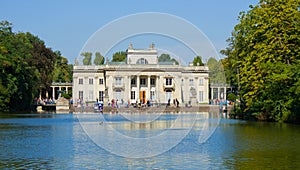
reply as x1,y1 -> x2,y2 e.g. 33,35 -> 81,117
166,89 -> 172,103
139,91 -> 146,104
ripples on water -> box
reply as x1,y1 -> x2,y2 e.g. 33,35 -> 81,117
0,113 -> 299,169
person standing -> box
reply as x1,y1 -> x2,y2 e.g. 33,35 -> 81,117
176,98 -> 179,107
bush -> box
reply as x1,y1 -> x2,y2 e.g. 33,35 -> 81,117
227,93 -> 237,101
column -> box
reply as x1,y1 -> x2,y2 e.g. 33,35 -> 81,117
217,87 -> 220,100
156,76 -> 159,103
224,87 -> 227,100
59,86 -> 62,99
109,76 -> 113,101
66,86 -> 68,94
136,75 -> 140,103
147,75 -> 151,101
211,87 -> 213,100
128,76 -> 131,101
52,87 -> 55,99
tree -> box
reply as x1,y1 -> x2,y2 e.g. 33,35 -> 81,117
158,53 -> 179,65
26,32 -> 57,90
53,51 -> 73,83
221,0 -> 300,122
112,51 -> 126,62
94,52 -> 104,65
0,21 -> 57,112
81,52 -> 92,65
207,57 -> 226,84
193,56 -> 204,66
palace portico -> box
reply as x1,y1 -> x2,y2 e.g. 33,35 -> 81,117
50,82 -> 72,99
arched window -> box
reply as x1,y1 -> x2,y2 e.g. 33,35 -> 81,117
136,58 -> 148,64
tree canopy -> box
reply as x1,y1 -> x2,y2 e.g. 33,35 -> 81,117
52,51 -> 73,83
158,53 -> 179,65
94,52 -> 104,65
0,21 -> 57,112
112,51 -> 126,62
81,52 -> 92,65
192,56 -> 204,66
221,0 -> 300,122
207,57 -> 226,84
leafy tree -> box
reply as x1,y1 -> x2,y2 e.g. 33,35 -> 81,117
222,0 -> 300,122
112,51 -> 126,62
81,52 -> 92,65
207,57 -> 226,84
26,33 -> 57,90
94,52 -> 104,65
220,40 -> 239,90
227,93 -> 237,102
193,56 -> 204,66
53,51 -> 73,83
158,53 -> 179,65
0,21 -> 57,112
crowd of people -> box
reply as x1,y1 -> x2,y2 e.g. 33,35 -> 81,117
34,97 -> 56,105
209,98 -> 230,105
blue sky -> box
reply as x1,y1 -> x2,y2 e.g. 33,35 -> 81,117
1,0 -> 258,63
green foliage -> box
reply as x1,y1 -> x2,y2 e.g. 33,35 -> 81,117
94,52 -> 104,65
53,52 -> 73,83
207,57 -> 226,84
227,93 -> 237,102
222,0 -> 300,122
220,52 -> 239,89
158,53 -> 179,65
193,56 -> 204,66
62,91 -> 72,99
112,51 -> 126,62
0,21 -> 57,112
81,52 -> 92,65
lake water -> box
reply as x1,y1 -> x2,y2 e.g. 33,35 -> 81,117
0,112 -> 299,169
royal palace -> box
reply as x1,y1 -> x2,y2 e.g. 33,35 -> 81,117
72,43 -> 210,106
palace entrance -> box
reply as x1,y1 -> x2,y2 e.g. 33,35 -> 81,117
139,91 -> 146,104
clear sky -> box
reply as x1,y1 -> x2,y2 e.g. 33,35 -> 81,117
1,0 -> 258,63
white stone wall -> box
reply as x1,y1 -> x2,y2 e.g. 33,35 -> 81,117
73,64 -> 210,106
127,49 -> 158,65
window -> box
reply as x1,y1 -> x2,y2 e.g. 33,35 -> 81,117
131,78 -> 136,85
89,91 -> 94,101
136,58 -> 148,64
131,91 -> 135,100
189,79 -> 194,86
89,78 -> 93,85
114,89 -> 122,100
166,89 -> 172,102
181,79 -> 184,85
150,91 -> 155,100
150,78 -> 155,86
190,87 -> 196,98
79,91 -> 83,99
99,91 -> 104,101
115,77 -> 122,85
199,91 -> 204,102
79,79 -> 83,85
199,79 -> 204,85
166,78 -> 172,85
140,78 -> 146,85
99,78 -> 104,85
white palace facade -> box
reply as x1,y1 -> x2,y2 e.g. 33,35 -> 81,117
72,44 -> 209,106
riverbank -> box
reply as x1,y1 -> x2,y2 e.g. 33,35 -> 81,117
72,104 -> 232,114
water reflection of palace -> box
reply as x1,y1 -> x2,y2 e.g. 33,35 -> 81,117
107,113 -> 207,131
